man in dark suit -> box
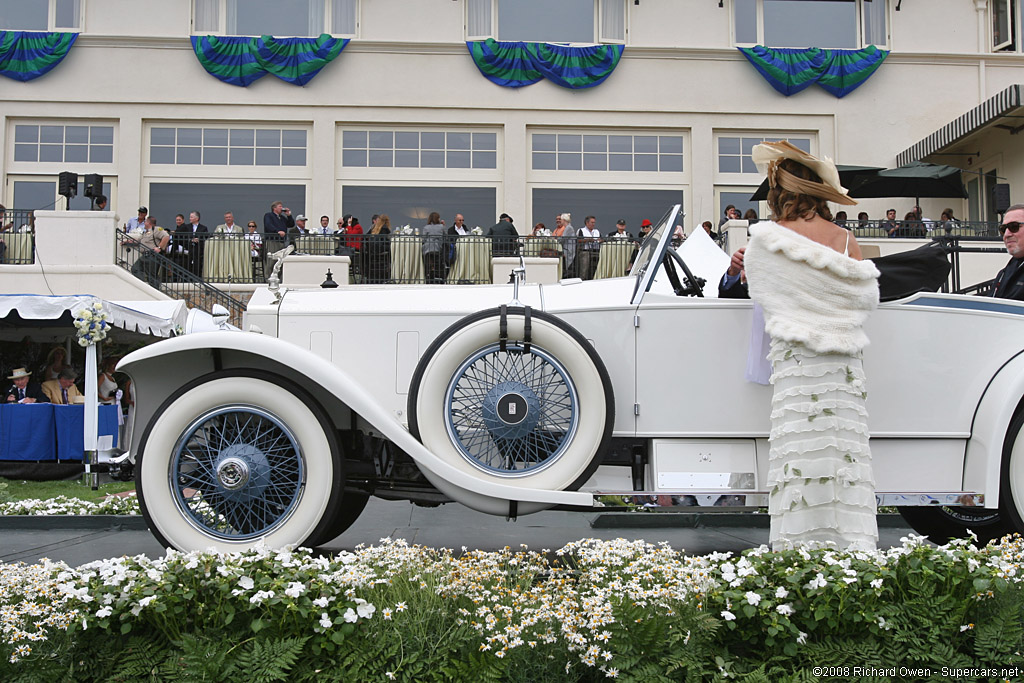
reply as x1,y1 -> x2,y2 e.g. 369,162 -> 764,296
4,368 -> 49,403
487,213 -> 520,257
263,201 -> 295,271
175,210 -> 208,276
993,204 -> 1024,301
719,247 -> 749,299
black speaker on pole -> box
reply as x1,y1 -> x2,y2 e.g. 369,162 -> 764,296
994,183 -> 1011,214
57,171 -> 77,210
83,173 -> 103,199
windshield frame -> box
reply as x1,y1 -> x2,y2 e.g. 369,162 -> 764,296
629,204 -> 682,305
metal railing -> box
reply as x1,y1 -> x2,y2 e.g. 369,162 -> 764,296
1,208 -> 36,265
115,229 -> 246,327
932,235 -> 1007,294
848,219 -> 1003,239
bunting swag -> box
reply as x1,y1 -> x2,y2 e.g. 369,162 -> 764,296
0,32 -> 77,82
191,34 -> 349,87
738,45 -> 888,98
467,39 -> 624,89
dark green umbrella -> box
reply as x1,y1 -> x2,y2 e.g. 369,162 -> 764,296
749,165 -> 883,201
848,161 -> 968,204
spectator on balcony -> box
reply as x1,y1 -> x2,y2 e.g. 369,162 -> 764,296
553,213 -> 576,277
42,367 -> 83,405
992,204 -> 1024,301
939,208 -> 960,235
718,205 -> 741,229
125,206 -> 147,232
488,212 -> 520,257
422,211 -> 446,284
606,219 -> 635,241
881,208 -> 899,237
317,215 -> 334,235
857,211 -> 870,229
340,214 -> 363,252
245,221 -> 262,260
130,215 -> 170,289
215,211 -> 242,234
834,210 -> 848,227
289,215 -> 310,245
577,215 -> 601,280
743,208 -> 759,224
263,201 -> 294,248
93,195 -> 108,211
175,211 -> 207,276
449,213 -> 469,237
901,211 -> 926,238
365,214 -> 392,283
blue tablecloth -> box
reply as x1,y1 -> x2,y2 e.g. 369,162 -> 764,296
0,404 -> 118,461
54,405 -> 119,461
0,404 -> 56,461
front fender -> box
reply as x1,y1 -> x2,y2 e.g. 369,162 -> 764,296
965,349 -> 1024,509
119,331 -> 595,511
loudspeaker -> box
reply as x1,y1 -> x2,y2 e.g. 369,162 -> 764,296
83,173 -> 104,199
994,183 -> 1011,214
57,171 -> 77,199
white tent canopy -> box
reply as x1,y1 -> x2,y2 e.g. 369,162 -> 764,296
0,294 -> 186,338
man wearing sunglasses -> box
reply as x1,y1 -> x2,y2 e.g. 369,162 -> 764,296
993,205 -> 1024,300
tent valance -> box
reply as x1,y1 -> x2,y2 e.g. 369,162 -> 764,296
0,295 -> 185,338
0,31 -> 77,82
467,39 -> 624,89
191,34 -> 349,87
738,45 -> 888,98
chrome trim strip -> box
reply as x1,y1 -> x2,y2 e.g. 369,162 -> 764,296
591,492 -> 985,508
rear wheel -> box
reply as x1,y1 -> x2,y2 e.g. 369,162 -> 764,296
999,409 -> 1024,537
136,371 -> 344,552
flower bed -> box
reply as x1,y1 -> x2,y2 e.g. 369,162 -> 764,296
0,493 -> 140,516
1,535 -> 1022,681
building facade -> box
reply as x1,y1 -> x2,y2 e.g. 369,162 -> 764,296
1,0 -> 1022,233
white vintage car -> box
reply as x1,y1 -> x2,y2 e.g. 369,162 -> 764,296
119,205 -> 1024,552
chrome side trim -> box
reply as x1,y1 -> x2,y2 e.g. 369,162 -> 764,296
592,492 -> 986,508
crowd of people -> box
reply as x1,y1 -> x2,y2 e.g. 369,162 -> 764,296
2,344 -> 130,409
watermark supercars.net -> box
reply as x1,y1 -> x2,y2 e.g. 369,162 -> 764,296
813,666 -> 1021,679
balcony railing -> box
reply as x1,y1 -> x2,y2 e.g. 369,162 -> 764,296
1,209 -> 36,265
845,219 -> 1003,239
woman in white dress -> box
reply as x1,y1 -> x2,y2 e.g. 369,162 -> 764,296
98,357 -> 119,405
743,141 -> 880,552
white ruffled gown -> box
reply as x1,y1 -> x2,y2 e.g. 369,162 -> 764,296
744,222 -> 880,552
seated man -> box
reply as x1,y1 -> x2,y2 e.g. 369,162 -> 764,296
42,367 -> 83,405
3,368 -> 49,403
992,204 -> 1024,300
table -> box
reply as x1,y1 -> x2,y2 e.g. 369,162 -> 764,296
390,235 -> 425,284
3,232 -> 33,264
0,404 -> 118,461
447,237 -> 492,284
203,236 -> 253,282
53,404 -> 119,461
296,234 -> 338,256
0,404 -> 56,461
594,240 -> 635,279
522,237 -> 563,279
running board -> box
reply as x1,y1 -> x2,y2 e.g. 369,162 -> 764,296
590,492 -> 986,508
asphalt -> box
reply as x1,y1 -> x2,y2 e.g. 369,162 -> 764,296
0,498 -> 917,567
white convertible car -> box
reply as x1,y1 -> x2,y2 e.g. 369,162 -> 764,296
120,205 -> 1024,551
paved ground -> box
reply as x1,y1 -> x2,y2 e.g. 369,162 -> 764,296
0,498 -> 916,567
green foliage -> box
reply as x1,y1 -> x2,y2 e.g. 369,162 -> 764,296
0,481 -> 11,504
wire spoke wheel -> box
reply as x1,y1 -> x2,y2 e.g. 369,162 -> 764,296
172,405 -> 305,540
446,343 -> 578,476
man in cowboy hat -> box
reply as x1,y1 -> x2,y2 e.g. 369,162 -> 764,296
41,367 -> 83,405
3,368 -> 49,403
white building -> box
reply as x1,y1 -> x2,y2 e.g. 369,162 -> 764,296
1,0 -> 1022,233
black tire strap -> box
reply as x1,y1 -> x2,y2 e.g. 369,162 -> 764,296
499,305 -> 508,352
507,500 -> 518,522
523,306 -> 532,354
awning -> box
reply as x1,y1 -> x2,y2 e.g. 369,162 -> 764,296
898,84 -> 1024,166
0,294 -> 185,340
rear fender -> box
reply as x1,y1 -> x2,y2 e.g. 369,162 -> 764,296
118,331 -> 595,511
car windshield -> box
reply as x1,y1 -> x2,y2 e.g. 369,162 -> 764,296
629,205 -> 680,299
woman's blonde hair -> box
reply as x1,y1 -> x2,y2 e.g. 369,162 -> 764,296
766,159 -> 834,222
371,214 -> 391,235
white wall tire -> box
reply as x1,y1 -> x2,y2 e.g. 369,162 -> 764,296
136,372 -> 342,552
999,410 -> 1024,537
409,308 -> 613,501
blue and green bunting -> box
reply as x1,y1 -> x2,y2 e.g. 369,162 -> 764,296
738,45 -> 888,98
191,34 -> 348,87
0,31 -> 77,82
467,39 -> 624,89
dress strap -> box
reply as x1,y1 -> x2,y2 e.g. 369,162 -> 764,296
843,229 -> 850,257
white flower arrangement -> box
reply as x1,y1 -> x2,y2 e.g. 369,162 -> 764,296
611,232 -> 630,240
471,226 -> 483,236
538,228 -> 552,237
73,302 -> 111,348
401,225 -> 415,235
0,493 -> 140,516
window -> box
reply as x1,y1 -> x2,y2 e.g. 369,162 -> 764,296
339,186 -> 497,232
192,0 -> 356,37
0,0 -> 81,31
733,0 -> 887,49
341,130 -> 497,170
13,124 -> 113,164
716,135 -> 811,174
993,0 -> 1015,51
150,127 -> 307,167
531,188 -> 682,234
468,0 -> 625,43
148,183 -> 305,232
531,133 -> 683,173
9,176 -> 112,211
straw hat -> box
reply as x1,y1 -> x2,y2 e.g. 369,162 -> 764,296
751,140 -> 856,206
7,367 -> 31,380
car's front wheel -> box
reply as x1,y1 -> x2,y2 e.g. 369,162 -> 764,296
136,371 -> 344,552
896,505 -> 1012,546
999,409 -> 1024,538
